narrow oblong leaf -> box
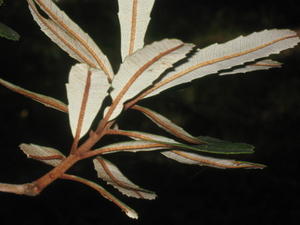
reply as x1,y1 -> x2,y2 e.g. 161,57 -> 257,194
0,78 -> 67,112
132,105 -> 203,144
219,59 -> 282,75
162,150 -> 265,169
19,143 -> 65,167
66,63 -> 110,138
105,39 -> 194,121
112,129 -> 254,155
144,29 -> 299,98
93,157 -> 157,200
0,22 -> 20,41
161,136 -> 254,154
27,0 -> 113,80
62,174 -> 138,219
118,0 -> 155,61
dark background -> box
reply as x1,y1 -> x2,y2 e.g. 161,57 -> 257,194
0,0 -> 300,225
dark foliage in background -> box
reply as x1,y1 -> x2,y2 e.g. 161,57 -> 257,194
0,0 -> 299,224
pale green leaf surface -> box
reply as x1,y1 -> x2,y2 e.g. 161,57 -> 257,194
157,136 -> 254,154
121,130 -> 254,154
195,136 -> 254,154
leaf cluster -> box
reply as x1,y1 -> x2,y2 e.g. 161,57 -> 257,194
0,0 -> 299,219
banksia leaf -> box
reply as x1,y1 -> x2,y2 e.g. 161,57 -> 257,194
105,39 -> 194,121
113,129 -> 254,155
84,140 -> 168,158
27,0 -> 114,80
19,143 -> 65,167
168,137 -> 254,155
93,157 -> 157,200
162,150 -> 265,169
0,78 -> 67,112
118,0 -> 155,61
66,63 -> 110,138
145,29 -> 299,98
192,136 -> 254,154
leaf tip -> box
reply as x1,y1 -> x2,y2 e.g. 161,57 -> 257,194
19,143 -> 30,155
240,161 -> 267,169
125,209 -> 139,219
